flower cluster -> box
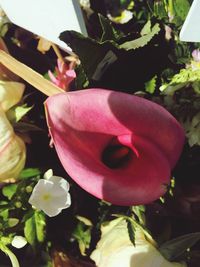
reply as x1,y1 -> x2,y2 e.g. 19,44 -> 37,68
48,58 -> 76,91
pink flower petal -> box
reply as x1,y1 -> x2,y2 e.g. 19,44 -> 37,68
45,89 -> 185,205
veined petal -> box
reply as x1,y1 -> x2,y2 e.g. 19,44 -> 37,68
91,218 -> 187,267
0,134 -> 26,181
0,105 -> 14,149
0,106 -> 26,181
0,80 -> 25,111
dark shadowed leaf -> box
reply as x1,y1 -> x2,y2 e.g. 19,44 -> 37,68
159,232 -> 200,261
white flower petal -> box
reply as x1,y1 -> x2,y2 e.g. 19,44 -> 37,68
11,236 -> 27,249
43,169 -> 53,180
91,218 -> 186,267
49,175 -> 70,191
28,174 -> 71,217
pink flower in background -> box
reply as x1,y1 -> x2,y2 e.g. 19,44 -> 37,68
48,59 -> 76,91
192,49 -> 200,62
188,49 -> 200,70
45,89 -> 185,206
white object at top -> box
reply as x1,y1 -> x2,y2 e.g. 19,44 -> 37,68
180,0 -> 200,42
0,0 -> 87,51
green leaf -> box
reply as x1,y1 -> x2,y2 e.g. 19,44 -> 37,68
76,216 -> 92,226
2,184 -> 17,200
120,23 -> 160,50
99,14 -> 124,43
74,64 -> 89,89
0,208 -> 8,220
126,219 -> 135,246
132,205 -> 146,225
0,243 -> 20,267
153,1 -> 168,20
60,31 -> 117,82
18,168 -> 41,179
24,211 -> 46,246
72,217 -> 92,256
159,232 -> 200,261
113,214 -> 155,245
140,20 -> 151,36
13,122 -> 43,133
0,200 -> 9,216
145,75 -> 157,94
173,0 -> 190,21
8,218 -> 19,228
6,104 -> 32,123
161,68 -> 200,95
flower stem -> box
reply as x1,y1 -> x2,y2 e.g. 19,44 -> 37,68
0,50 -> 63,97
51,43 -> 65,63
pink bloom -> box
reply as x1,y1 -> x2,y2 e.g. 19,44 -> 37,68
44,89 -> 185,206
48,59 -> 76,90
192,49 -> 200,62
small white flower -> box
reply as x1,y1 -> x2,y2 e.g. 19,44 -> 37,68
28,170 -> 71,217
11,236 -> 27,249
43,168 -> 53,179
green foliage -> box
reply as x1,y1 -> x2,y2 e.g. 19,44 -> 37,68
162,68 -> 200,91
60,30 -> 114,83
13,122 -> 43,133
24,211 -> 46,246
132,205 -> 146,225
173,0 -> 190,22
113,213 -> 153,247
60,15 -> 167,91
126,219 -> 136,246
153,1 -> 168,20
2,184 -> 17,200
0,169 -> 43,257
18,168 -> 41,180
120,23 -> 160,50
6,104 -> 32,123
159,232 -> 200,261
0,242 -> 20,267
145,75 -> 157,94
72,216 -> 93,256
99,14 -> 124,43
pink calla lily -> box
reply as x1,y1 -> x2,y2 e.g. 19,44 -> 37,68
45,89 -> 185,206
0,51 -> 184,204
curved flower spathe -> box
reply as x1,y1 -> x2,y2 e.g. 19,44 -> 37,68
45,89 -> 185,206
90,218 -> 186,267
0,80 -> 24,111
0,81 -> 26,181
0,109 -> 26,180
28,170 -> 71,217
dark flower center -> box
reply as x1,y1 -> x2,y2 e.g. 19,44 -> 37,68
102,144 -> 132,169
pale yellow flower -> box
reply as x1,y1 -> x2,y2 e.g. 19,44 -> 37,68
91,218 -> 187,267
0,80 -> 24,111
0,80 -> 26,181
